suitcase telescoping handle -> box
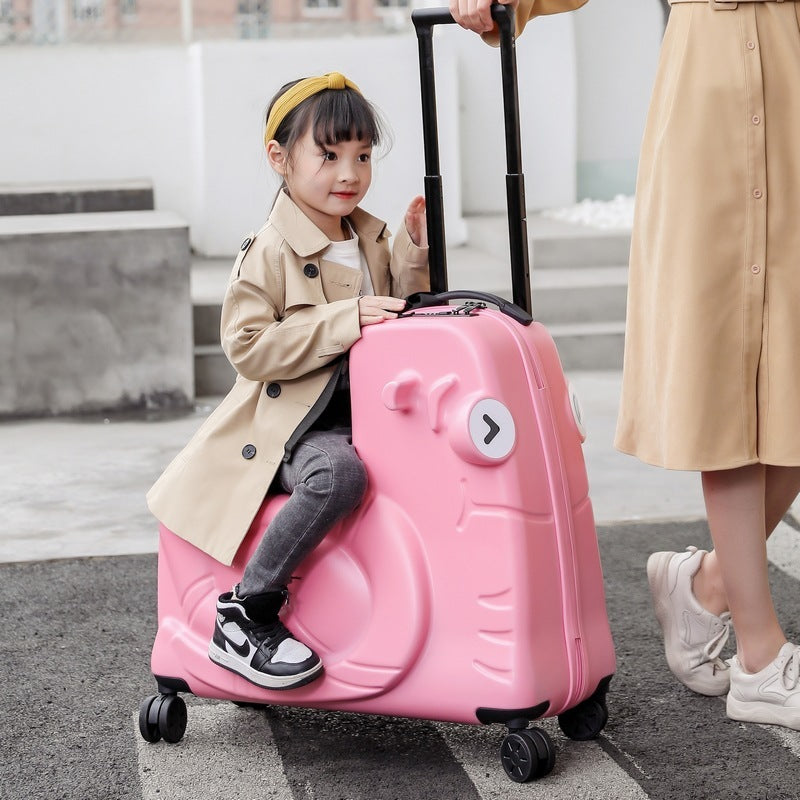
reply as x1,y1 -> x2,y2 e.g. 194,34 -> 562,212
411,4 -> 532,323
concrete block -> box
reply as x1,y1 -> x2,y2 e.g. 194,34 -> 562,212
548,322 -> 626,370
0,211 -> 192,417
195,345 -> 236,398
466,214 -> 632,269
0,179 -> 154,216
193,303 -> 222,347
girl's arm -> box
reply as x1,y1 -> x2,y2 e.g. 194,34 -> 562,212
221,246 -> 363,383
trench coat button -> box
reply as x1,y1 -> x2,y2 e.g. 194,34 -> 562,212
266,382 -> 281,398
746,41 -> 756,51
753,189 -> 763,199
752,115 -> 761,125
242,444 -> 257,460
303,263 -> 319,278
240,236 -> 252,251
751,264 -> 761,274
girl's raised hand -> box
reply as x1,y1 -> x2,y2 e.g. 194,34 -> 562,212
358,295 -> 407,326
405,195 -> 428,248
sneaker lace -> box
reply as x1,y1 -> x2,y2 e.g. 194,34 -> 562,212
780,646 -> 800,691
250,618 -> 292,657
701,614 -> 732,669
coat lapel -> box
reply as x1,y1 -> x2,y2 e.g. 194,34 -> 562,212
268,190 -> 392,299
349,207 -> 392,297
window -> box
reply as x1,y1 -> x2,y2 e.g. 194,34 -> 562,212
237,0 -> 269,39
72,0 -> 103,22
305,0 -> 343,13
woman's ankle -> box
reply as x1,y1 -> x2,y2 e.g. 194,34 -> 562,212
692,551 -> 729,617
737,635 -> 788,675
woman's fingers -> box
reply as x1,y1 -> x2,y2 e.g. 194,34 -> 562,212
450,0 -> 494,33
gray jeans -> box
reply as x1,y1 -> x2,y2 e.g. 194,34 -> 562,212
238,428 -> 368,597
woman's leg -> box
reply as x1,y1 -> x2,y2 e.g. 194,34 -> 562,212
699,464 -> 789,673
647,464 -> 800,695
693,465 -> 800,631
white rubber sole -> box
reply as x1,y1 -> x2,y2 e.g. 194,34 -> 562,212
727,694 -> 800,730
208,642 -> 323,691
646,551 -> 730,697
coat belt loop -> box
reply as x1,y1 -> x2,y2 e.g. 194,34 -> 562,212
710,0 -> 739,9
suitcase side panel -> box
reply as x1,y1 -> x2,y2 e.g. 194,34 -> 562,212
509,316 -> 617,702
349,313 -> 600,719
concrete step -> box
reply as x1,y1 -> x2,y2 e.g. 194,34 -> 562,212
193,321 -> 624,396
195,344 -> 236,397
194,302 -> 223,347
190,234 -> 630,396
547,321 -> 626,370
465,212 -> 632,269
532,267 -> 628,326
0,179 -> 155,216
444,244 -> 628,325
192,265 -> 628,330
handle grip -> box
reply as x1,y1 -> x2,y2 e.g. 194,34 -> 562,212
406,290 -> 533,325
411,4 -> 532,315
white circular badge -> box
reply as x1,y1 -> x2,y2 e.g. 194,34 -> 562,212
468,399 -> 516,460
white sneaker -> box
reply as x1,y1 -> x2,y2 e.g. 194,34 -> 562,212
646,546 -> 732,696
727,643 -> 800,730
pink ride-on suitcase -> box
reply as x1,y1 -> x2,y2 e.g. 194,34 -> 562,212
138,5 -> 616,783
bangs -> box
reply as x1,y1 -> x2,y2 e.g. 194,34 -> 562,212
309,89 -> 382,146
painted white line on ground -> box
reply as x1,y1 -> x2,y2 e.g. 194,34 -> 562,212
135,702 -> 294,800
436,718 -> 649,800
767,520 -> 800,583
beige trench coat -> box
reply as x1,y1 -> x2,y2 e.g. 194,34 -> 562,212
147,190 -> 429,564
615,2 -> 800,471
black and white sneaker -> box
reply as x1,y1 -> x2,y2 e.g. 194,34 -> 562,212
208,588 -> 323,690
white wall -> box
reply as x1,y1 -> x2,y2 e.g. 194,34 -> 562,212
0,17 -> 594,256
187,35 -> 462,254
572,0 -> 663,199
0,46 -> 193,221
451,12 -> 578,214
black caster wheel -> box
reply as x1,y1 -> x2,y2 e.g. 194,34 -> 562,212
157,694 -> 187,743
138,693 -> 187,744
558,697 -> 608,741
500,727 -> 556,783
138,695 -> 161,743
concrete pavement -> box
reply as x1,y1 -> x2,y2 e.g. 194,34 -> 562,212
4,229 -> 800,799
0,370 -> 711,565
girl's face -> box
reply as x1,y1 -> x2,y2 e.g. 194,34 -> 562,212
268,127 -> 373,240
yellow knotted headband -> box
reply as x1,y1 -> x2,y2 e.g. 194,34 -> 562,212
264,72 -> 362,145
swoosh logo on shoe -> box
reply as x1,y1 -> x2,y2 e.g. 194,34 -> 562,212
219,623 -> 251,658
224,633 -> 251,658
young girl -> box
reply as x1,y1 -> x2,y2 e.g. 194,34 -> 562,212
147,72 -> 429,690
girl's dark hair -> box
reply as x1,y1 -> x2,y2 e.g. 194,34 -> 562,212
266,78 -> 385,157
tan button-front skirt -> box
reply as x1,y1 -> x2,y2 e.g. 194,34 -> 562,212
615,1 -> 800,471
